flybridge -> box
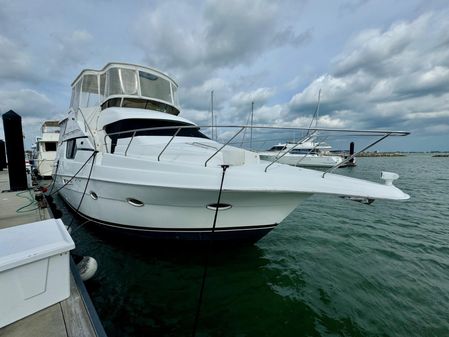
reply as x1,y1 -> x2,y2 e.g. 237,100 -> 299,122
69,63 -> 180,115
41,120 -> 60,133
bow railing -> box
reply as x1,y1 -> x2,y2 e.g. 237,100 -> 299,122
103,125 -> 409,172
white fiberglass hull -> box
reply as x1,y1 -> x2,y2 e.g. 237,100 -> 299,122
56,174 -> 309,240
259,153 -> 343,168
36,157 -> 55,177
54,148 -> 408,240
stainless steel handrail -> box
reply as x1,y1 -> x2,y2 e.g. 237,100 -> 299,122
204,127 -> 245,167
263,134 -> 311,172
294,136 -> 329,166
101,124 -> 409,171
158,127 -> 181,161
124,131 -> 136,156
322,133 -> 391,177
104,124 -> 410,136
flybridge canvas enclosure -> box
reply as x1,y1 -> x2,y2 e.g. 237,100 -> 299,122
70,63 -> 180,115
0,219 -> 75,328
58,117 -> 86,142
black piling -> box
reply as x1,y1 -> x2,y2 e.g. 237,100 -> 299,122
0,139 -> 6,170
2,110 -> 27,191
349,142 -> 355,164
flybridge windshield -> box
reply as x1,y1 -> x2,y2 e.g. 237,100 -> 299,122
70,65 -> 179,113
139,71 -> 172,103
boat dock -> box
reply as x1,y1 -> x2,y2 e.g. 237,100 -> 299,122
0,169 -> 106,337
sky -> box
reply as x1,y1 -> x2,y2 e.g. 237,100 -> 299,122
0,0 -> 448,151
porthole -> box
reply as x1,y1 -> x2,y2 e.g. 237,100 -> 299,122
127,198 -> 144,207
206,203 -> 232,211
90,191 -> 98,200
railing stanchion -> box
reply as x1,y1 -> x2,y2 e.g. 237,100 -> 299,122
158,127 -> 181,161
322,133 -> 391,178
204,127 -> 245,167
125,131 -> 137,156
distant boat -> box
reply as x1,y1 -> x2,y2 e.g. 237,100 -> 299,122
258,90 -> 344,168
34,121 -> 59,178
258,135 -> 343,168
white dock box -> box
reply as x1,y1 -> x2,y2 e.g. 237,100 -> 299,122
0,219 -> 75,328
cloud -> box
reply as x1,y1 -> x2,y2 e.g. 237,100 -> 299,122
180,78 -> 231,111
50,30 -> 94,71
230,87 -> 276,109
339,0 -> 371,14
0,88 -> 63,146
134,0 -> 310,84
0,35 -> 32,81
287,11 -> 449,135
0,89 -> 55,118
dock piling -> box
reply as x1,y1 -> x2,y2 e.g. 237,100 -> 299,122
2,110 -> 27,191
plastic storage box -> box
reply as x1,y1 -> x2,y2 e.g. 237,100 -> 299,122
0,218 -> 75,328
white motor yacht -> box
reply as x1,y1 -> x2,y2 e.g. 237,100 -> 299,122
54,63 -> 409,241
258,137 -> 343,168
35,120 -> 59,178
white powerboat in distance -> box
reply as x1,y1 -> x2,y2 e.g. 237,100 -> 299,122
54,62 -> 409,241
258,136 -> 344,168
34,120 -> 59,178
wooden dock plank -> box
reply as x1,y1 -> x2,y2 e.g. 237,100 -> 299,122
0,303 -> 68,337
60,273 -> 97,337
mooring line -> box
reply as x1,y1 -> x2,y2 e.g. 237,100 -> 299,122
191,164 -> 229,337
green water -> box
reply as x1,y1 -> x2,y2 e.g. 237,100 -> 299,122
56,154 -> 449,337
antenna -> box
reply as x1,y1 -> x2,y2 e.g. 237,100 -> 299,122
250,101 -> 254,151
215,115 -> 218,140
307,89 -> 321,136
210,90 -> 214,140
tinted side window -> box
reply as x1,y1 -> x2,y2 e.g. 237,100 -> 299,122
66,139 -> 77,159
104,119 -> 209,154
45,142 -> 57,151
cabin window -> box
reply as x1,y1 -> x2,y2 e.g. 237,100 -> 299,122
106,68 -> 122,96
101,98 -> 179,115
44,142 -> 57,152
70,88 -> 75,109
66,139 -> 77,159
99,73 -> 106,101
80,74 -> 100,108
119,69 -> 138,95
172,84 -> 179,106
105,68 -> 138,97
71,80 -> 82,110
269,146 -> 287,151
139,71 -> 172,104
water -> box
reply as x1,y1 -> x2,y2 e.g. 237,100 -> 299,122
55,154 -> 449,336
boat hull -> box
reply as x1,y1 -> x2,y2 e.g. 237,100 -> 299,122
55,174 -> 310,241
36,158 -> 55,178
60,195 -> 276,241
